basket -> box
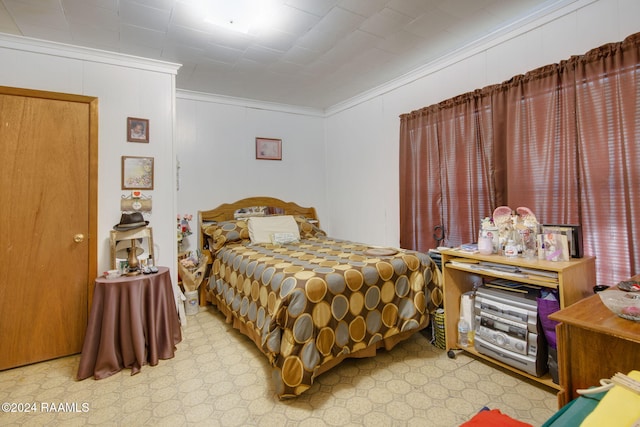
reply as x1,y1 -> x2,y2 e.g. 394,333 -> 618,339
177,255 -> 208,292
432,308 -> 446,349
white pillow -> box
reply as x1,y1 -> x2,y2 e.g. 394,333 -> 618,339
247,215 -> 300,244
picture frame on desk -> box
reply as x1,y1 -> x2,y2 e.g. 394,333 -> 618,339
541,232 -> 570,262
540,224 -> 583,258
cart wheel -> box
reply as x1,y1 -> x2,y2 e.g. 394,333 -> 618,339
447,350 -> 456,359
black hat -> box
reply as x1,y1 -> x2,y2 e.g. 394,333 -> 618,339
113,212 -> 149,231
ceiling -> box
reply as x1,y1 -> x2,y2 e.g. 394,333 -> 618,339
0,0 -> 571,110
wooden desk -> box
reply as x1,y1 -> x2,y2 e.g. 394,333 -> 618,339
549,283 -> 640,407
77,267 -> 182,380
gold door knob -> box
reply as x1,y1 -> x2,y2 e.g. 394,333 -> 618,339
74,234 -> 85,243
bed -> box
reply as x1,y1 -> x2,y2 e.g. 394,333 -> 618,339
198,197 -> 442,398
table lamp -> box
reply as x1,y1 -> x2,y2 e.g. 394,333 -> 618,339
115,239 -> 144,274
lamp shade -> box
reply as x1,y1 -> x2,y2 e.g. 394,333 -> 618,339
115,239 -> 144,259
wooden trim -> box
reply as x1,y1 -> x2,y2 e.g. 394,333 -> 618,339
88,96 -> 99,311
555,323 -> 570,407
0,85 -> 93,103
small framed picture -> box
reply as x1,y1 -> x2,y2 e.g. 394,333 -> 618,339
121,156 -> 154,190
256,137 -> 282,160
127,117 -> 149,143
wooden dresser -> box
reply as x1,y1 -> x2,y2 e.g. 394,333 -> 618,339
549,278 -> 640,407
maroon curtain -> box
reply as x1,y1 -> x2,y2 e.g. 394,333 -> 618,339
400,89 -> 498,251
438,90 -> 497,247
399,105 -> 442,251
503,63 -> 580,224
399,32 -> 640,286
574,34 -> 640,284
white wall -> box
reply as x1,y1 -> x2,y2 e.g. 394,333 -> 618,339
324,0 -> 640,248
175,91 -> 327,251
0,34 -> 180,281
8,0 -> 633,272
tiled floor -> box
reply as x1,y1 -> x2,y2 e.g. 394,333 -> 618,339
0,306 -> 557,426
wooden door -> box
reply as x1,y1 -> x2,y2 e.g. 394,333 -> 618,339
0,86 -> 97,370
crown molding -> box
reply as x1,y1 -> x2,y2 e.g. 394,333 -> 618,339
0,32 -> 181,75
325,0 -> 595,116
176,89 -> 324,117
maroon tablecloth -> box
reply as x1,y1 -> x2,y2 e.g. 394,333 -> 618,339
77,267 -> 182,380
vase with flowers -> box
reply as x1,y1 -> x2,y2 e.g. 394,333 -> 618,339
177,213 -> 193,251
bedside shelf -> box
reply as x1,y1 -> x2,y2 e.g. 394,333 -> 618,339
441,249 -> 596,397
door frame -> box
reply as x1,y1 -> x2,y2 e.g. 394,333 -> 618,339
0,85 -> 98,310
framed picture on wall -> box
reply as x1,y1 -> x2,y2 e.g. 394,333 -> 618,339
256,137 -> 282,160
121,156 -> 154,190
127,117 -> 149,143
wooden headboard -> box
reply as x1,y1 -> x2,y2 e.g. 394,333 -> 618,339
198,196 -> 319,254
198,196 -> 318,224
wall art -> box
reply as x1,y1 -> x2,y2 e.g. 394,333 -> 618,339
127,117 -> 149,143
256,137 -> 282,160
121,156 -> 154,190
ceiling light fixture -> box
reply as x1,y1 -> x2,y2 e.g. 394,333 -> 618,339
203,0 -> 278,34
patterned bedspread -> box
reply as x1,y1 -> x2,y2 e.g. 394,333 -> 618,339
206,224 -> 441,398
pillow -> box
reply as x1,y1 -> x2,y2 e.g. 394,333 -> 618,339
294,216 -> 326,238
204,220 -> 250,250
248,215 -> 300,244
